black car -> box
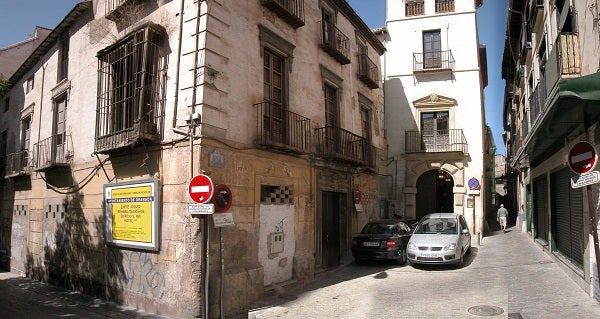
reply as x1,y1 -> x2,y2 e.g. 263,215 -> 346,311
351,219 -> 413,265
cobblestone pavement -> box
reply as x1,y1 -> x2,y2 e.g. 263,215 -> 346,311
246,226 -> 600,319
0,272 -> 168,319
2,225 -> 600,319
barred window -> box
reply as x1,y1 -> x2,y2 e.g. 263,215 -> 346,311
95,24 -> 166,153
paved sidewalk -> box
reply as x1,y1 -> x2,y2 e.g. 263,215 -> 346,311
2,226 -> 600,318
0,272 -> 168,319
245,226 -> 600,319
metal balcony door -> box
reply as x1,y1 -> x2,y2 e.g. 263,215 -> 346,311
423,30 -> 441,68
53,95 -> 67,163
421,111 -> 448,151
263,49 -> 286,144
324,83 -> 339,154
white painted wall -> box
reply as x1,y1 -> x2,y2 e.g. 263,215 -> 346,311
258,204 -> 295,286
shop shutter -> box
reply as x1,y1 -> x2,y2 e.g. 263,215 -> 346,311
533,176 -> 549,242
550,167 -> 584,268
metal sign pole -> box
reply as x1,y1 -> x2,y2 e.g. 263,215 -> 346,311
587,185 -> 600,290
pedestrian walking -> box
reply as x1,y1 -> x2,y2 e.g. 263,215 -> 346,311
497,204 -> 508,233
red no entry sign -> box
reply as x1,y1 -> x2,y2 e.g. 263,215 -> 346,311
188,174 -> 214,203
568,142 -> 597,174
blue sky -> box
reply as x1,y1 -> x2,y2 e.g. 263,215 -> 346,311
1,0 -> 508,155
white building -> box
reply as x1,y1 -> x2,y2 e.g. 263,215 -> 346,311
379,0 -> 489,234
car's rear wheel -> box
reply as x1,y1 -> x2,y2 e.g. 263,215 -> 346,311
395,250 -> 407,265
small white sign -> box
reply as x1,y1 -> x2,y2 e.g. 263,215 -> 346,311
188,203 -> 214,215
571,171 -> 600,188
467,189 -> 480,195
213,212 -> 235,227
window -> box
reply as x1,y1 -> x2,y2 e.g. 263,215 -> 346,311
21,115 -> 31,168
53,94 -> 67,162
423,30 -> 442,69
435,0 -> 455,13
406,0 -> 424,16
258,26 -> 296,149
26,76 -> 34,93
263,48 -> 287,144
359,94 -> 373,142
58,36 -> 69,81
421,111 -> 449,132
96,24 -> 165,152
3,97 -> 8,113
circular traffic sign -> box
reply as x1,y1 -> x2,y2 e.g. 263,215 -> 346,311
188,174 -> 214,203
212,184 -> 233,212
468,177 -> 480,190
568,141 -> 597,174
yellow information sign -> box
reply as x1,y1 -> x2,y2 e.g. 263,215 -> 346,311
109,185 -> 153,243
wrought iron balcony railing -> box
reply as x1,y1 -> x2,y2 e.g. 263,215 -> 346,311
413,50 -> 455,73
32,134 -> 73,171
526,32 -> 579,140
405,129 -> 468,155
314,126 -> 374,167
5,150 -> 30,177
254,102 -> 311,154
358,54 -> 379,89
261,0 -> 305,28
105,0 -> 144,21
320,20 -> 351,65
405,1 -> 424,16
435,0 -> 455,13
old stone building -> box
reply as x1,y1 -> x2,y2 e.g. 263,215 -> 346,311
0,0 -> 386,317
503,0 -> 600,300
377,0 -> 489,235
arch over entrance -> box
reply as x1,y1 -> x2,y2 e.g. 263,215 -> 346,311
415,169 -> 454,220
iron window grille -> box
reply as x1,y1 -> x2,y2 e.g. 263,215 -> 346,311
95,23 -> 166,154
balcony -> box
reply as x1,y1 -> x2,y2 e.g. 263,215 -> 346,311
545,33 -> 580,92
105,0 -> 144,21
357,54 -> 379,89
320,20 -> 351,65
261,0 -> 305,28
32,134 -> 73,171
405,1 -> 424,16
528,78 -> 547,133
528,0 -> 544,32
95,121 -> 159,154
435,0 -> 455,13
405,129 -> 468,155
5,150 -> 31,178
413,50 -> 455,73
254,102 -> 311,154
314,126 -> 374,167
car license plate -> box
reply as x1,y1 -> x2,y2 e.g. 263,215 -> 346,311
363,242 -> 380,247
419,252 -> 437,258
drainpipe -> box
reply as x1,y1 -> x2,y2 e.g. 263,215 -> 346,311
36,64 -> 47,168
171,0 -> 185,130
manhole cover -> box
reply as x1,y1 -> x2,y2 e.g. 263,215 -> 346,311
468,305 -> 505,316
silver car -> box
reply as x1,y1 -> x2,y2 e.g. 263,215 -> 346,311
407,213 -> 471,268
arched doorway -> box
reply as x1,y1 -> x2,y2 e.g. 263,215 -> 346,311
415,169 -> 454,220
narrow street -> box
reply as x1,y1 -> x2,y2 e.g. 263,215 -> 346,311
2,224 -> 600,318
246,225 -> 600,319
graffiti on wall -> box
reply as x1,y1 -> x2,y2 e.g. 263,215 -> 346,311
108,250 -> 165,299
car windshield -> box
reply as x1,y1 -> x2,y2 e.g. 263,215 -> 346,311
361,223 -> 396,235
414,217 -> 457,234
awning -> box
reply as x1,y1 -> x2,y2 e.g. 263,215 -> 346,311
525,72 -> 600,166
